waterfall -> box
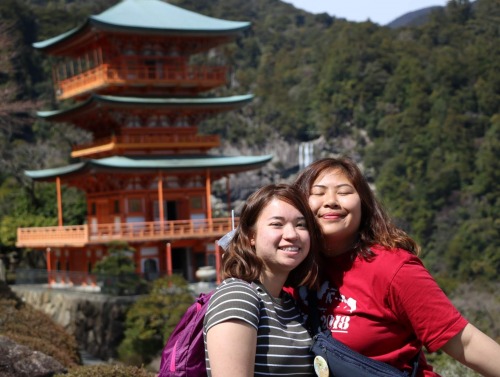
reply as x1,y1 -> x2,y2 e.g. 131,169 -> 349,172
298,142 -> 314,170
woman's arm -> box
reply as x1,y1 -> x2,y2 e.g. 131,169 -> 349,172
207,319 -> 257,377
441,323 -> 500,377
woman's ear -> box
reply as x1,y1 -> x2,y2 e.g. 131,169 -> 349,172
250,232 -> 256,246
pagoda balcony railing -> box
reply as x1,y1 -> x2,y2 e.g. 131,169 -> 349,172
71,133 -> 220,158
56,63 -> 227,100
16,218 -> 237,248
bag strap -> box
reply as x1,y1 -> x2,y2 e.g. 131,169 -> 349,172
308,290 -> 421,376
307,290 -> 321,336
409,351 -> 420,377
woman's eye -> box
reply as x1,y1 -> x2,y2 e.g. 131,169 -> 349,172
337,191 -> 352,196
297,222 -> 307,228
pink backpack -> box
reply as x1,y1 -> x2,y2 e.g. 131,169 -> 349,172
158,291 -> 214,377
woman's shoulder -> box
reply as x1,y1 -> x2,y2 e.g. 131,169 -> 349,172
212,278 -> 260,301
218,277 -> 256,289
352,245 -> 426,284
205,278 -> 262,330
369,244 -> 422,265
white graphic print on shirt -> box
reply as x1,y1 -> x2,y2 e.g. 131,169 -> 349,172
318,281 -> 357,334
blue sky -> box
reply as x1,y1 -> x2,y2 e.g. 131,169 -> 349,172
283,1 -> 450,25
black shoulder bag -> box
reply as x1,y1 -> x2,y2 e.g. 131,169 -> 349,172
308,291 -> 420,377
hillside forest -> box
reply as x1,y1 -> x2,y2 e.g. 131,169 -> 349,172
0,0 -> 498,343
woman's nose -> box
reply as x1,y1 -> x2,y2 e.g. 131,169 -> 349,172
324,191 -> 339,207
283,224 -> 299,239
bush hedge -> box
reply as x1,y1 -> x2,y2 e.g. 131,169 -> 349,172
0,282 -> 81,367
55,364 -> 156,377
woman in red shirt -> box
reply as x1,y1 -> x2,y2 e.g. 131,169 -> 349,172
293,156 -> 500,376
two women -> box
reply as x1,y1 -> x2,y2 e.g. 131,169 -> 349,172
205,157 -> 500,376
203,184 -> 324,376
294,157 -> 500,377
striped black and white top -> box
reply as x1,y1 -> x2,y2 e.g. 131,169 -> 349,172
203,278 -> 314,376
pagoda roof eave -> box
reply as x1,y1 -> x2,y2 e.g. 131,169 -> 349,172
25,155 -> 273,181
25,161 -> 87,180
33,0 -> 250,52
36,94 -> 254,120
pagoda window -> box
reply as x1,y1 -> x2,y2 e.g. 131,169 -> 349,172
185,175 -> 203,188
90,202 -> 96,216
113,200 -> 120,214
175,116 -> 188,127
87,261 -> 92,274
124,44 -> 136,56
159,115 -> 168,127
191,213 -> 206,229
126,177 -> 142,190
125,115 -> 141,128
167,47 -> 179,57
190,196 -> 203,210
145,58 -> 160,79
153,200 -> 168,221
153,43 -> 164,56
194,176 -> 204,187
142,43 -> 154,56
166,176 -> 179,188
127,198 -> 143,213
109,111 -> 124,124
147,115 -> 158,127
56,260 -> 61,271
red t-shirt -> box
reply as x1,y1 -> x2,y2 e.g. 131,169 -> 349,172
293,245 -> 468,377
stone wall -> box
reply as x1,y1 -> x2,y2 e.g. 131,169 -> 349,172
11,285 -> 137,361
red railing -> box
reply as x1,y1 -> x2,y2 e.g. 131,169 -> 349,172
56,63 -> 227,100
71,133 -> 220,157
16,218 -> 237,248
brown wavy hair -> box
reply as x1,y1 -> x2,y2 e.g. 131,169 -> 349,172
222,184 -> 323,288
293,157 -> 420,259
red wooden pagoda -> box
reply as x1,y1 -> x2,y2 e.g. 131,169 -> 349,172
16,0 -> 271,288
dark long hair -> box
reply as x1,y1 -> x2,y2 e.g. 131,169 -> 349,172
222,184 -> 323,288
294,157 -> 420,258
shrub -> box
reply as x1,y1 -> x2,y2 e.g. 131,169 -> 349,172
117,274 -> 194,365
0,282 -> 81,367
55,364 -> 156,377
94,241 -> 148,295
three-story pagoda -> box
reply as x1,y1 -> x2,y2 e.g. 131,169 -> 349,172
16,0 -> 271,287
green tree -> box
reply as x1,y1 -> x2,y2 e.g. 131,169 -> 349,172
94,241 -> 147,295
117,275 -> 194,366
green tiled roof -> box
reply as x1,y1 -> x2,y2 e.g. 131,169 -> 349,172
33,0 -> 250,50
37,94 -> 254,119
25,155 -> 273,180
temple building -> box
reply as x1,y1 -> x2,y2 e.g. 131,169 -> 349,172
16,0 -> 271,287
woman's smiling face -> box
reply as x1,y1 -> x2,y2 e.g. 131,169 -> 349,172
251,198 -> 310,276
308,168 -> 362,256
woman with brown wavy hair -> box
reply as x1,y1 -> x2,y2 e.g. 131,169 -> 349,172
293,156 -> 500,377
203,183 -> 323,377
